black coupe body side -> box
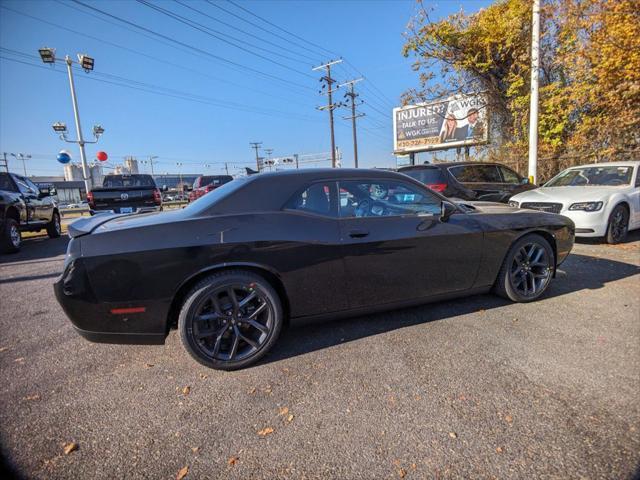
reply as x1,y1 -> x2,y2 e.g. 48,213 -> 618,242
54,169 -> 574,370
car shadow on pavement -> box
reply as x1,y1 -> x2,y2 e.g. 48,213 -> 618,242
262,251 -> 639,366
0,236 -> 69,265
575,229 -> 640,245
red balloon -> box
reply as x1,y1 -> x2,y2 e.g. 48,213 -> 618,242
96,151 -> 108,162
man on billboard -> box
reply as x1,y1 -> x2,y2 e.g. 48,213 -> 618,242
466,108 -> 485,139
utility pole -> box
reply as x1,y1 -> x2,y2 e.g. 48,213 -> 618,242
249,142 -> 262,172
10,153 -> 31,176
313,59 -> 343,168
294,154 -> 299,169
176,162 -> 183,193
264,149 -> 274,171
339,79 -> 365,168
1,153 -> 8,173
224,162 -> 229,175
148,155 -> 158,176
528,0 -> 540,184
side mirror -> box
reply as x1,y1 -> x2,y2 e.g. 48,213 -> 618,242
38,187 -> 51,197
440,200 -> 457,222
50,187 -> 57,196
521,177 -> 530,185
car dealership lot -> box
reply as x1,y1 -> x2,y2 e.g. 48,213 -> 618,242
1,235 -> 639,479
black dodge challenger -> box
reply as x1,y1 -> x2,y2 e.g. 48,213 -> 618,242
55,168 -> 574,370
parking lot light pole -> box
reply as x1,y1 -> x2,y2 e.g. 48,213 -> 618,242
39,47 -> 102,194
10,153 -> 31,176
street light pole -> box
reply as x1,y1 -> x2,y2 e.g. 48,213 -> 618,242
64,55 -> 91,194
10,153 -> 31,176
528,0 -> 541,184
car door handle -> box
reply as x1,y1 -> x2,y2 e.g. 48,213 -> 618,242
348,229 -> 369,238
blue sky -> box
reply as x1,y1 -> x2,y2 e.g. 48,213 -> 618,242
0,0 -> 489,177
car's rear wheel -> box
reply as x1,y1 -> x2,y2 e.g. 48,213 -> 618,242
494,233 -> 554,302
178,270 -> 283,370
46,211 -> 62,238
1,218 -> 21,253
605,204 -> 628,244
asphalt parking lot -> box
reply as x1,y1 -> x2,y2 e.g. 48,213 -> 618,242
1,233 -> 639,479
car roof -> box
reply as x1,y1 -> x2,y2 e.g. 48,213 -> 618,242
399,161 -> 508,170
565,161 -> 639,169
255,168 -> 402,179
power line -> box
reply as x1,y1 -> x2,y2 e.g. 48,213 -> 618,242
69,0 -> 315,92
136,0 -> 316,79
0,53 -> 323,123
173,0 -> 317,65
205,0 -> 325,62
0,5 -> 315,105
226,0 -> 338,59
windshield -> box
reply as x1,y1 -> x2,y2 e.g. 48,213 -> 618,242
544,165 -> 633,187
183,176 -> 251,214
199,175 -> 233,187
103,175 -> 156,188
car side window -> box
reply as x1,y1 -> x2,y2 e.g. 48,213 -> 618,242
499,166 -> 521,183
14,176 -> 35,195
450,165 -> 501,183
285,182 -> 336,217
635,168 -> 640,188
0,174 -> 18,192
25,178 -> 41,194
338,180 -> 441,218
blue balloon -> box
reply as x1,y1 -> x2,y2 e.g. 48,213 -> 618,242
57,152 -> 71,164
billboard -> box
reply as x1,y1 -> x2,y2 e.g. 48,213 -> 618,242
393,93 -> 489,154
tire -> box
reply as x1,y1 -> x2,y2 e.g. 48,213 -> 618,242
178,270 -> 283,371
0,218 -> 22,253
493,233 -> 554,303
46,211 -> 62,238
605,204 -> 629,244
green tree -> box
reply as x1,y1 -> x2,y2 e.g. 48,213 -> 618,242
403,0 -> 640,177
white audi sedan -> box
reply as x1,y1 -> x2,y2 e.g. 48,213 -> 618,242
509,161 -> 640,244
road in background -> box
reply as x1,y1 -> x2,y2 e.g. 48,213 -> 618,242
1,234 -> 639,479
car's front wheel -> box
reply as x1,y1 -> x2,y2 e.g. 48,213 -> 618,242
178,270 -> 283,370
46,211 -> 62,238
494,233 -> 554,302
605,204 -> 629,244
0,218 -> 21,253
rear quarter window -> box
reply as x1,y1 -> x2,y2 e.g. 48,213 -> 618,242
449,165 -> 501,183
400,168 -> 446,184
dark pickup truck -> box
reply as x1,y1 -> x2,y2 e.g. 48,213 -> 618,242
0,172 -> 61,253
88,174 -> 163,215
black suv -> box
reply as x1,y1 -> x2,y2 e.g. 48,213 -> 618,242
0,172 -> 61,253
399,162 -> 536,203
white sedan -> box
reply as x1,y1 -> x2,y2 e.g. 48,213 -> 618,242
509,161 -> 640,244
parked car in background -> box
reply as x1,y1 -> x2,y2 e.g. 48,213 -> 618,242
87,174 -> 163,214
510,161 -> 640,244
0,172 -> 61,253
188,175 -> 233,202
55,168 -> 574,370
399,162 -> 536,202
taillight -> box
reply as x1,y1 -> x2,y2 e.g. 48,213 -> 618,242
87,191 -> 95,209
153,188 -> 162,205
427,183 -> 447,192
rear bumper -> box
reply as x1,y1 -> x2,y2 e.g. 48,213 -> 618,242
53,259 -> 169,345
90,206 -> 161,216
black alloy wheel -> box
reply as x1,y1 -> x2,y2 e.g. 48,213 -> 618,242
605,205 -> 628,244
494,233 -> 554,302
179,271 -> 283,370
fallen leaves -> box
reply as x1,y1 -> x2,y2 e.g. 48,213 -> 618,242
228,456 -> 239,466
23,394 -> 40,401
286,414 -> 294,422
199,373 -> 208,380
63,442 -> 78,455
398,467 -> 407,478
448,432 -> 457,439
257,427 -> 274,437
504,414 -> 513,424
176,466 -> 189,480
144,363 -> 154,368
278,406 -> 289,416
191,447 -> 199,453
495,446 -> 503,453
182,386 -> 190,395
